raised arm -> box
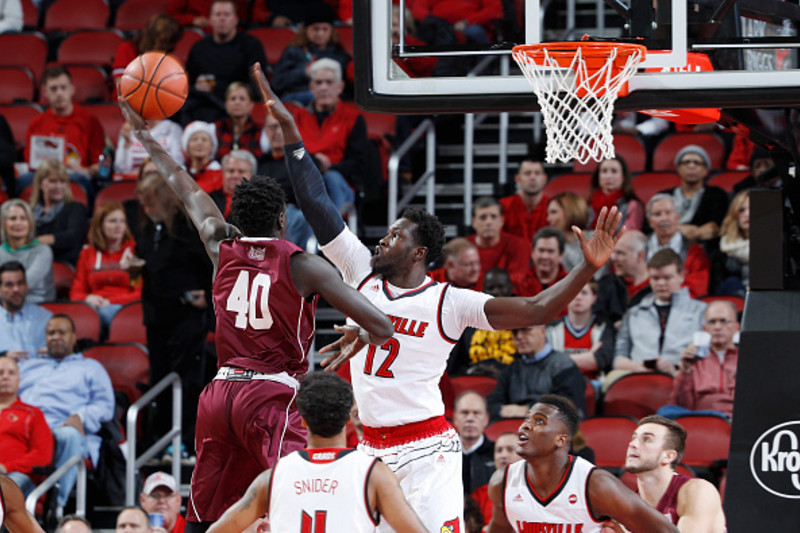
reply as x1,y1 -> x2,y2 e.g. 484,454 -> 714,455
370,460 -> 428,533
484,207 -> 624,330
250,63 -> 346,247
207,470 -> 271,533
118,100 -> 234,266
588,469 -> 678,533
675,478 -> 726,533
1,475 -> 46,533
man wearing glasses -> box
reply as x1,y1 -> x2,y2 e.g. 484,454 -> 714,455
140,472 -> 186,533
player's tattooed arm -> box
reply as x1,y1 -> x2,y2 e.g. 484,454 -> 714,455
207,470 -> 271,533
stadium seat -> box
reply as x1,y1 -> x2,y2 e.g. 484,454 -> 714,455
108,301 -> 146,344
652,133 -> 726,171
43,0 -> 109,32
113,0 -> 166,32
57,30 -> 124,69
95,180 -> 138,206
85,103 -> 125,146
21,0 -> 37,29
172,28 -> 204,65
543,173 -> 592,198
0,67 -> 35,104
707,170 -> 749,193
52,261 -> 75,301
41,301 -> 101,342
585,379 -> 597,417
61,65 -> 109,103
0,32 -> 48,83
0,103 -> 42,150
362,111 -> 397,180
248,27 -> 297,66
84,343 -> 149,406
485,418 -> 524,442
699,294 -> 745,313
19,182 -> 88,208
573,134 -> 647,174
449,375 -> 498,398
580,415 -> 638,470
674,414 -> 731,470
632,172 -> 682,205
336,25 -> 354,57
602,372 -> 674,419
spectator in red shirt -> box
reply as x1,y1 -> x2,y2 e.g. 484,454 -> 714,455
410,0 -> 502,44
210,149 -> 257,221
500,159 -> 550,245
140,472 -> 187,533
430,237 -> 482,290
20,67 -> 104,198
466,197 -> 530,292
0,355 -> 54,498
215,82 -> 262,160
519,227 -> 568,297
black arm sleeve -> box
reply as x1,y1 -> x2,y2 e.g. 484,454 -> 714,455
284,141 -> 346,246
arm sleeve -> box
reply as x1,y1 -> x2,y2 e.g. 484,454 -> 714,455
69,247 -> 92,301
77,360 -> 115,435
284,140 -> 347,246
3,408 -> 54,473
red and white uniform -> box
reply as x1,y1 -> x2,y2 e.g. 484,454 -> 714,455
321,227 -> 494,532
0,481 -> 5,529
268,448 -> 379,532
503,456 -> 605,533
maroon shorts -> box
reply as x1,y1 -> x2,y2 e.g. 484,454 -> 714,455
186,378 -> 307,522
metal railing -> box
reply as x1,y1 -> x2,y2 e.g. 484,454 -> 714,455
125,372 -> 182,505
387,118 -> 436,225
25,454 -> 87,516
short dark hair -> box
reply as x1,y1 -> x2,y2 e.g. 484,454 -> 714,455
537,394 -> 579,439
638,415 -> 687,468
296,373 -> 353,438
49,313 -> 76,333
42,65 -> 71,85
532,227 -> 566,254
472,196 -> 503,216
0,260 -> 25,277
400,207 -> 445,266
230,175 -> 286,237
57,514 -> 92,533
647,248 -> 682,271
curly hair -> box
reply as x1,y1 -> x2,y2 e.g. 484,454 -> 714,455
400,207 -> 445,266
296,372 -> 354,438
230,175 -> 286,237
537,394 -> 579,440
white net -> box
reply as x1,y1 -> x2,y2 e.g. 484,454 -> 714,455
513,44 -> 645,164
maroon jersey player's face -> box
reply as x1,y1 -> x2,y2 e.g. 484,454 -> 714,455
371,218 -> 420,276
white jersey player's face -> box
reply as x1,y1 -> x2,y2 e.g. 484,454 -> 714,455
516,404 -> 570,459
371,218 -> 419,276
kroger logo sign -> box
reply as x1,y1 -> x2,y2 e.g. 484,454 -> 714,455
750,421 -> 800,499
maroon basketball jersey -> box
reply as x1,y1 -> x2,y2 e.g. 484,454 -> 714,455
213,237 -> 317,376
655,473 -> 692,525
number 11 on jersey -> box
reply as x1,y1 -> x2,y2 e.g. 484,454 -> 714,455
225,270 -> 274,330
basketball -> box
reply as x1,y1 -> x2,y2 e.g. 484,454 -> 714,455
120,52 -> 188,120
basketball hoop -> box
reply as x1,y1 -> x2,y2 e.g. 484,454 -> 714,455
513,42 -> 646,164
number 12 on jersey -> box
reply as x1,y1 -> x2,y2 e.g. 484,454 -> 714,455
225,270 -> 273,330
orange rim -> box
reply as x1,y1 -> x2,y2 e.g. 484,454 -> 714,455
513,42 -> 647,72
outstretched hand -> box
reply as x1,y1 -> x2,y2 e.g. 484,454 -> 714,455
249,62 -> 292,124
319,324 -> 367,372
573,206 -> 624,270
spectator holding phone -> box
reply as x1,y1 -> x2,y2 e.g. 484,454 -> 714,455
657,300 -> 738,419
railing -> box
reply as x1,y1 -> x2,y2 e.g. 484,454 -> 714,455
25,454 -> 87,516
387,118 -> 436,225
125,372 -> 182,505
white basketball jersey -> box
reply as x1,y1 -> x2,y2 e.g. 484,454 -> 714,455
503,456 -> 604,533
268,449 -> 380,532
0,482 -> 5,530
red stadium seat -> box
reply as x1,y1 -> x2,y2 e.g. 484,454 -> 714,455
602,372 -> 674,419
699,294 -> 745,313
113,0 -> 166,32
52,261 -> 75,301
336,25 -> 354,57
248,27 -> 297,66
41,301 -> 101,342
674,415 -> 731,470
652,133 -> 726,171
0,103 -> 42,150
485,418 -> 524,442
95,180 -> 138,206
172,28 -> 204,65
21,0 -> 38,29
85,103 -> 125,146
0,32 -> 48,83
573,134 -> 647,174
450,375 -> 498,399
632,172 -> 681,206
585,379 -> 597,417
57,30 -> 124,69
108,301 -> 146,344
580,415 -> 638,470
707,170 -> 749,193
0,67 -> 35,104
543,173 -> 592,199
19,183 -> 88,208
362,111 -> 397,180
43,0 -> 109,32
84,343 -> 149,406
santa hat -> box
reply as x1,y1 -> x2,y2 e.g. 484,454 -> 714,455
182,121 -> 218,158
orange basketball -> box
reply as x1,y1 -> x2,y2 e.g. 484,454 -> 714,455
120,52 -> 188,120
